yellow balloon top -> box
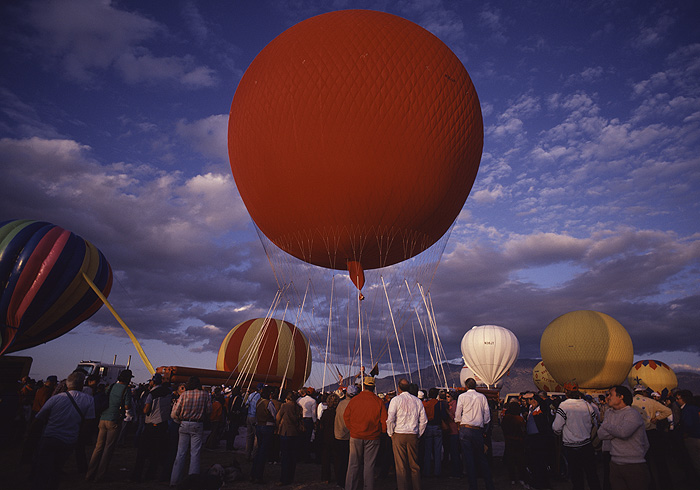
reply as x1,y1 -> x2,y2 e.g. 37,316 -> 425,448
540,310 -> 633,390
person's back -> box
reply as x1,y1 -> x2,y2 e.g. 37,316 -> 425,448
335,395 -> 352,440
86,369 -> 134,482
551,391 -> 601,490
145,384 -> 172,424
39,381 -> 95,445
552,397 -> 593,447
101,382 -> 131,421
343,379 -> 387,490
344,389 -> 387,440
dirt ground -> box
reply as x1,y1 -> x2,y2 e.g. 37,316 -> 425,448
1,425 -> 695,490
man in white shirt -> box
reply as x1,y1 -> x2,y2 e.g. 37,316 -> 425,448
387,378 -> 427,490
297,387 -> 318,462
454,378 -> 494,490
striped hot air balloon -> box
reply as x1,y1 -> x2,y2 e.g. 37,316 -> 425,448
627,360 -> 678,395
0,219 -> 112,354
216,318 -> 312,390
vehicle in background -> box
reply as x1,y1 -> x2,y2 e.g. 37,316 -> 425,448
75,356 -> 129,386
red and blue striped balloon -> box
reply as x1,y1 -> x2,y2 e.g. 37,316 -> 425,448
0,219 -> 112,354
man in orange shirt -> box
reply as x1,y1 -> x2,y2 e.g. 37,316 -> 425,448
343,377 -> 388,490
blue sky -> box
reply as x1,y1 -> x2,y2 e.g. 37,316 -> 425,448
1,0 -> 699,385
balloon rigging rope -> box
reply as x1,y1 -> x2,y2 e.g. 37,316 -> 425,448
382,275 -> 409,377
419,285 -> 448,387
412,321 -> 423,389
322,275 -> 334,392
268,301 -> 289,387
407,280 -> 441,386
280,302 -> 300,393
222,289 -> 279,389
236,314 -> 274,392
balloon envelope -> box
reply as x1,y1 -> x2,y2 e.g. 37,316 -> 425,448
532,361 -> 564,392
540,310 -> 633,390
459,364 -> 501,389
216,318 -> 312,390
228,10 -> 483,273
460,325 -> 519,388
627,360 -> 678,395
0,219 -> 112,354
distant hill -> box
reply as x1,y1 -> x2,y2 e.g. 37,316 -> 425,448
323,358 -> 700,396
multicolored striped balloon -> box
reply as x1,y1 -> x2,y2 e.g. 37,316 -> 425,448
0,219 -> 112,354
627,359 -> 678,395
216,318 -> 312,390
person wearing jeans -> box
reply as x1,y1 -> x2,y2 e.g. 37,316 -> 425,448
454,378 -> 495,490
169,376 -> 211,486
170,421 -> 204,481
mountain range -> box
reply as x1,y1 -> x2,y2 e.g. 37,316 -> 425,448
324,358 -> 700,396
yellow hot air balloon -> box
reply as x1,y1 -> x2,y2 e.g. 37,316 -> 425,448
627,360 -> 678,395
540,310 -> 633,390
532,361 -> 564,392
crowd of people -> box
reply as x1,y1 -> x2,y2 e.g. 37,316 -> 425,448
2,368 -> 700,490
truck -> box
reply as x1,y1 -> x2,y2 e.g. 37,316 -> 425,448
75,357 -> 129,386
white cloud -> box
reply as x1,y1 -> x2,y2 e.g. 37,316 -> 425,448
632,14 -> 675,49
176,115 -> 228,161
488,117 -> 523,137
115,52 -> 217,87
25,0 -> 216,87
472,184 -> 505,204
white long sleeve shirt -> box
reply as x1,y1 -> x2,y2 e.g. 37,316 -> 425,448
297,395 -> 318,422
552,398 -> 595,447
454,389 -> 490,428
387,391 -> 427,437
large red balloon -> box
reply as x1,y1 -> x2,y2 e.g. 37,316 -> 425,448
228,10 -> 483,272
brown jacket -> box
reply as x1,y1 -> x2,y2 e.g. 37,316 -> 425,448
276,400 -> 303,436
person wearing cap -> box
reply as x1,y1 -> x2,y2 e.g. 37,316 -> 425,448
131,373 -> 172,482
297,386 -> 318,462
343,376 -> 388,490
335,385 -> 358,488
455,377 -> 495,490
169,376 -> 212,486
86,368 -> 134,482
597,385 -> 650,490
387,378 -> 427,490
31,371 -> 95,490
32,375 -> 58,416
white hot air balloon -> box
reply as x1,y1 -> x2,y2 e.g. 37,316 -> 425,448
459,365 -> 502,389
460,325 -> 520,389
